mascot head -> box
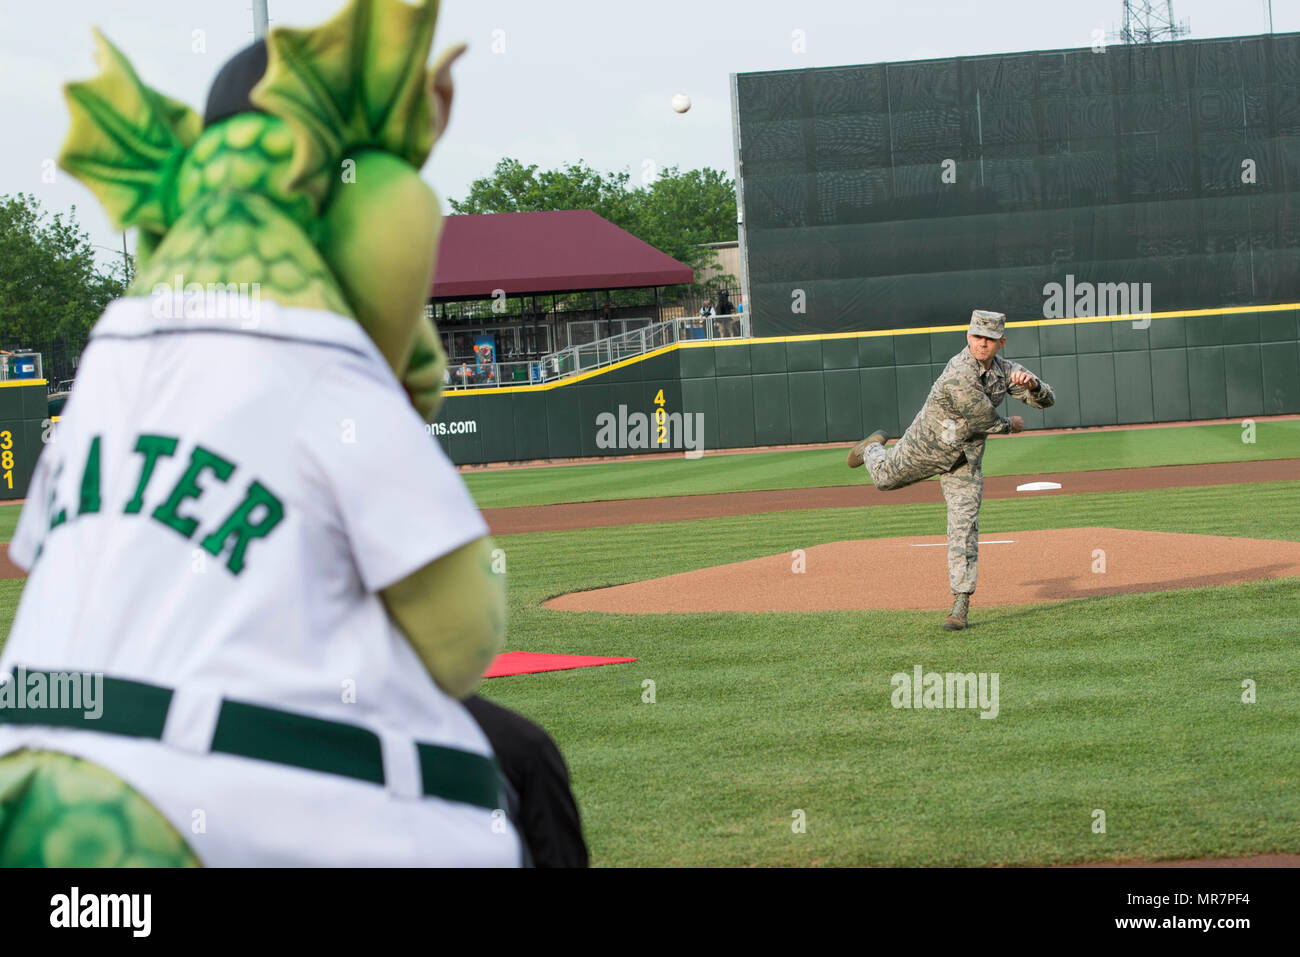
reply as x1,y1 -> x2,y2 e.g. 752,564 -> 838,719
57,0 -> 463,420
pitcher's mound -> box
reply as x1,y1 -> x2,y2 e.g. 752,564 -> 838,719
544,527 -> 1300,613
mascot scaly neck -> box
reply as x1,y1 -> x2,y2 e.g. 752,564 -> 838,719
130,114 -> 351,316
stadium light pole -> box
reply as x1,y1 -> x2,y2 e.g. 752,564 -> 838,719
253,0 -> 269,41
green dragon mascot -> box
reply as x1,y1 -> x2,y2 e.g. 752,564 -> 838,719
0,0 -> 515,867
65,0 -> 461,413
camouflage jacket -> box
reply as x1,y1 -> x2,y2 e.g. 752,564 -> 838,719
900,347 -> 1055,472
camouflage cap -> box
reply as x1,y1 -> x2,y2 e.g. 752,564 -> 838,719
968,309 -> 1006,339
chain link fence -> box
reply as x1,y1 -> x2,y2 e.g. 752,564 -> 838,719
1,334 -> 89,391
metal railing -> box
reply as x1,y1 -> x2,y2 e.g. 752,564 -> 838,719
445,312 -> 748,390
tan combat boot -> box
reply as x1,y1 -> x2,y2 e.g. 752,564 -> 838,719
942,594 -> 970,631
846,428 -> 889,468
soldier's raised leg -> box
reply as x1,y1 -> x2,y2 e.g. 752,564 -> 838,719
938,454 -> 983,630
850,430 -> 935,492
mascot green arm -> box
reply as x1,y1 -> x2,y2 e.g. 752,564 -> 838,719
403,316 -> 450,423
381,537 -> 505,700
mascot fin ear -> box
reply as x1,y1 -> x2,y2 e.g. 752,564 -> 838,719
428,42 -> 467,146
251,0 -> 447,211
58,29 -> 201,234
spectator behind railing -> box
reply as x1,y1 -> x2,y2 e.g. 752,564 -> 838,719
715,289 -> 741,337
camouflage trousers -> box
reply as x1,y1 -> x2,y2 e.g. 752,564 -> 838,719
864,439 -> 983,595
0,749 -> 201,867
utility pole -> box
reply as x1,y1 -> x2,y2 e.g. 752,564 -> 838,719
252,0 -> 269,41
92,239 -> 131,281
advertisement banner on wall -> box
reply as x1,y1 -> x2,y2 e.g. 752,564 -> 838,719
473,335 -> 496,371
472,334 -> 497,385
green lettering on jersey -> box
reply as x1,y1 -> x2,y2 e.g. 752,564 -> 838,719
200,481 -> 285,575
152,445 -> 235,540
125,435 -> 180,514
47,462 -> 66,531
79,436 -> 102,514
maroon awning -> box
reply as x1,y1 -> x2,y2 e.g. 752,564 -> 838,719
430,210 -> 694,299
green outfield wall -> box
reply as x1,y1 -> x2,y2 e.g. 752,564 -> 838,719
433,306 -> 1300,466
0,381 -> 51,500
733,34 -> 1300,338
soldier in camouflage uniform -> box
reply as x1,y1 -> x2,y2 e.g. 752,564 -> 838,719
846,310 -> 1055,630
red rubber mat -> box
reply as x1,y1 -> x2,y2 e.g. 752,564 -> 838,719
484,651 -> 638,678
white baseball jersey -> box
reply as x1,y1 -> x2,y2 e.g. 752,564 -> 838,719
0,296 -> 522,867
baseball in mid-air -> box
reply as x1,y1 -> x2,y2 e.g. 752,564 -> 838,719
671,93 -> 691,113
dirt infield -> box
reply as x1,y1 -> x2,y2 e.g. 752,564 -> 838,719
485,458 -> 1300,535
544,527 -> 1300,613
0,546 -> 22,581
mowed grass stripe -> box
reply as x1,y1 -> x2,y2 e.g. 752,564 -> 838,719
461,421 -> 1300,508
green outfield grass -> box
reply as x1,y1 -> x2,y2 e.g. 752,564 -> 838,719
1,476 -> 1296,866
461,420 -> 1300,509
0,581 -> 22,625
457,479 -> 1299,866
0,506 -> 18,544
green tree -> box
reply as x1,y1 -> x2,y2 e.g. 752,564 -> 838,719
627,166 -> 736,276
0,192 -> 130,348
449,159 -> 737,298
449,158 -> 638,225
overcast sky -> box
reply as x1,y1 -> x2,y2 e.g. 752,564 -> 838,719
2,0 -> 1294,270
